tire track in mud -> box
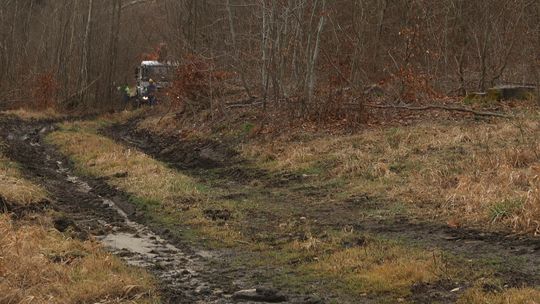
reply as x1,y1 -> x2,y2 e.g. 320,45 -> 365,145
57,159 -> 221,303
104,118 -> 540,295
0,116 -> 298,304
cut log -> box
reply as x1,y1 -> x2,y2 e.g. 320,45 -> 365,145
487,85 -> 536,101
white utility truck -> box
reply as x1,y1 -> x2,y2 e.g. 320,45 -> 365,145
135,60 -> 175,102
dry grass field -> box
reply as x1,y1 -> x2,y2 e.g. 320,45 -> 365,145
239,115 -> 540,235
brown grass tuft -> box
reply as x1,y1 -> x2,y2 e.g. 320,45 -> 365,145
2,108 -> 63,120
308,238 -> 446,296
0,154 -> 47,208
512,182 -> 540,234
458,287 -> 540,304
0,215 -> 158,303
505,147 -> 539,168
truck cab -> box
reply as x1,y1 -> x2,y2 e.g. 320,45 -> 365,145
135,60 -> 174,98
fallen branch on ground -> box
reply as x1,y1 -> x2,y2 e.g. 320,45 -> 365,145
226,101 -> 263,109
359,103 -> 513,118
0,98 -> 27,105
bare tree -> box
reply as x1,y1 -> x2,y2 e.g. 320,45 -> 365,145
78,0 -> 94,104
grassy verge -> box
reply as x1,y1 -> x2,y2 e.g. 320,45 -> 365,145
458,287 -> 540,304
0,142 -> 158,303
255,234 -> 461,302
239,115 -> 540,234
139,107 -> 540,234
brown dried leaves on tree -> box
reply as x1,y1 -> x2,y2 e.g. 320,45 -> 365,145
32,72 -> 58,109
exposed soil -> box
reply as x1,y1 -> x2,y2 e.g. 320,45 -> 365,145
103,118 -> 274,185
103,116 -> 540,303
0,115 -> 317,304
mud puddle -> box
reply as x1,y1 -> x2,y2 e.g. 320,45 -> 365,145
58,161 -> 209,289
63,167 -> 226,301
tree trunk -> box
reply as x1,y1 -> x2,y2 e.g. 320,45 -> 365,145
79,0 -> 94,104
226,0 -> 252,98
306,0 -> 326,105
105,0 -> 122,105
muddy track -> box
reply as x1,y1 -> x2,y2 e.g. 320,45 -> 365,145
105,117 -> 540,301
0,115 -> 317,304
103,118 -> 272,184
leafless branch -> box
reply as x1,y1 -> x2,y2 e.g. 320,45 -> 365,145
361,103 -> 513,118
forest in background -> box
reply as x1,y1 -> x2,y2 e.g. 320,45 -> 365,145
2,0 -> 540,119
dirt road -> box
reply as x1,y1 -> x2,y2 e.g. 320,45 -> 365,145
0,115 -> 311,303
3,114 -> 540,303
